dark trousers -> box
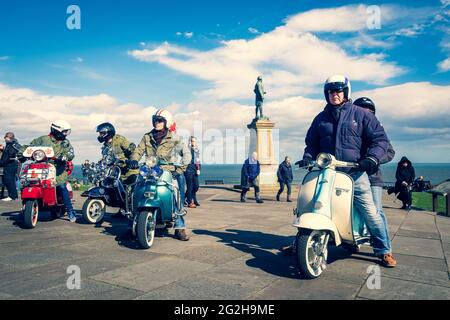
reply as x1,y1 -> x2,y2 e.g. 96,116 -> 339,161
185,171 -> 199,204
241,178 -> 260,197
277,181 -> 292,196
56,184 -> 74,213
2,169 -> 18,200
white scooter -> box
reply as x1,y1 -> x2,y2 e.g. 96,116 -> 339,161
292,153 -> 371,279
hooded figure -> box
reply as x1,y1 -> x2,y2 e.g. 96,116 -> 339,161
394,156 -> 415,209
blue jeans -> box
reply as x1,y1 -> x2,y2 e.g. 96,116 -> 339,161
56,184 -> 74,214
174,173 -> 186,229
351,172 -> 390,256
371,186 -> 391,252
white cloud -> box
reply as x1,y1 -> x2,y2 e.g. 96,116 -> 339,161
394,24 -> 424,37
248,27 -> 259,34
442,0 -> 450,8
0,56 -> 10,61
71,57 -> 83,63
129,5 -> 405,101
438,57 -> 450,72
176,31 -> 194,39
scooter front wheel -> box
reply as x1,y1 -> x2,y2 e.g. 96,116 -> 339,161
82,198 -> 106,224
23,200 -> 39,229
137,210 -> 156,249
296,229 -> 329,279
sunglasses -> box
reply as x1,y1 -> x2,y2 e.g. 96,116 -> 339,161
328,89 -> 344,94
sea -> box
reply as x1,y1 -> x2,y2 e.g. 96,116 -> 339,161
72,163 -> 450,186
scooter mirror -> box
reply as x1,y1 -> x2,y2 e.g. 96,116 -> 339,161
316,153 -> 334,168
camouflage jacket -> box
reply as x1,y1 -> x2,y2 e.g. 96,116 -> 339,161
102,134 -> 138,179
23,135 -> 75,185
131,130 -> 191,174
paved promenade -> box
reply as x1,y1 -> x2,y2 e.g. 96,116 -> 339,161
0,187 -> 449,300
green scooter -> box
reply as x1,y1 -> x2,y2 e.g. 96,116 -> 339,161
132,156 -> 187,249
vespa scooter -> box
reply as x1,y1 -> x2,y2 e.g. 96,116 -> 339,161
292,153 -> 371,279
81,149 -> 134,224
132,156 -> 187,249
19,146 -> 74,229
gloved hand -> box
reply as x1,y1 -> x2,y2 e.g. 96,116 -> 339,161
295,157 -> 314,168
57,155 -> 67,163
126,160 -> 139,169
358,158 -> 379,175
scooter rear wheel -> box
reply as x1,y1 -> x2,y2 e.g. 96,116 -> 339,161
137,210 -> 156,249
82,198 -> 106,224
296,229 -> 329,279
23,200 -> 39,229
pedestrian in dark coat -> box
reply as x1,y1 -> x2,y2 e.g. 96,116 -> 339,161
240,152 -> 263,203
185,136 -> 201,208
394,156 -> 415,209
276,156 -> 294,202
0,132 -> 21,201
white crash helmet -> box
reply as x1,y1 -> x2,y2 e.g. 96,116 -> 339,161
152,109 -> 175,132
324,75 -> 351,104
51,120 -> 72,140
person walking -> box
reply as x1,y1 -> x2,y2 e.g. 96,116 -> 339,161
185,136 -> 201,208
276,156 -> 293,202
240,152 -> 263,203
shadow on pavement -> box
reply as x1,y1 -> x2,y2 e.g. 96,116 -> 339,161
95,214 -> 176,250
193,228 -> 379,279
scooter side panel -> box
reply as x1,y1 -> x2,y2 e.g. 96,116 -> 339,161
157,184 -> 174,221
296,171 -> 320,215
331,172 -> 354,242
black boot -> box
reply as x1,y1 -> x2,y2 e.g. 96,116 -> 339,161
256,193 -> 264,204
276,193 -> 281,202
240,191 -> 247,203
193,195 -> 200,207
287,195 -> 293,202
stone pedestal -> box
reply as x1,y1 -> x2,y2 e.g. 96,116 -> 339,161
247,118 -> 279,191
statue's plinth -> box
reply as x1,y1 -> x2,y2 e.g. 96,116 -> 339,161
247,118 -> 279,191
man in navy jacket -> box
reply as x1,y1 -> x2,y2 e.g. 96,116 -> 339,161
296,75 -> 396,268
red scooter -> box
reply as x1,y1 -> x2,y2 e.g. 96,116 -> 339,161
20,147 -> 73,228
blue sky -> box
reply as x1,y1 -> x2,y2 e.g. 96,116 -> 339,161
0,0 -> 449,163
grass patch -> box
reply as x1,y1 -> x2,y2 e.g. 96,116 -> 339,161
412,192 -> 446,213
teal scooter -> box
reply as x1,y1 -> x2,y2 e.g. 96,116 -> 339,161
293,153 -> 371,279
132,156 -> 187,249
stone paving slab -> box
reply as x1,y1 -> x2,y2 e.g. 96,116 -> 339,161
358,277 -> 450,300
1,187 -> 449,300
391,236 -> 444,259
91,256 -> 214,292
17,279 -> 144,300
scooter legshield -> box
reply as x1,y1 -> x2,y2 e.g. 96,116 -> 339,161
293,213 -> 342,246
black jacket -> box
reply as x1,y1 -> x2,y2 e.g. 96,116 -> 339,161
395,156 -> 415,185
0,139 -> 21,173
277,161 -> 293,183
369,142 -> 395,187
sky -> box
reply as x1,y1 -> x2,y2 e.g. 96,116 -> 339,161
0,0 -> 449,164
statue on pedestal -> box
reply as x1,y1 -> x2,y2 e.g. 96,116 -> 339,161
253,76 -> 267,120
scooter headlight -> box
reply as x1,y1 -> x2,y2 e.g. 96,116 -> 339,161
32,150 -> 46,162
151,166 -> 163,178
316,153 -> 332,168
139,165 -> 150,177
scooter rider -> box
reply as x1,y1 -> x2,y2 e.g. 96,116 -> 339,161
21,120 -> 76,222
130,109 -> 192,241
296,75 -> 396,268
96,122 -> 138,186
354,97 -> 395,255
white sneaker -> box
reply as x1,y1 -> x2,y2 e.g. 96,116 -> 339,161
1,197 -> 13,202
